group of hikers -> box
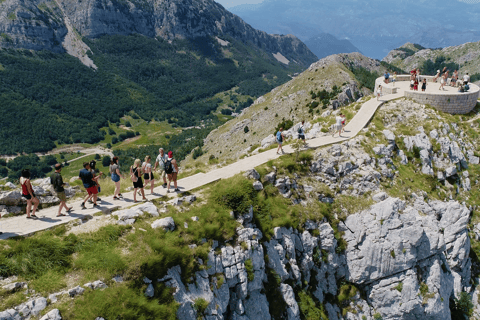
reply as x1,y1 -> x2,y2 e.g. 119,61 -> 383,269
377,68 -> 472,99
17,148 -> 179,219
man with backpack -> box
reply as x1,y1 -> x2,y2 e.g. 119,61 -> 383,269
297,121 -> 306,145
50,163 -> 72,216
276,128 -> 285,154
153,148 -> 168,188
165,151 -> 179,193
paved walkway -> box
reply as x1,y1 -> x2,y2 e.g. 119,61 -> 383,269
0,89 -> 404,240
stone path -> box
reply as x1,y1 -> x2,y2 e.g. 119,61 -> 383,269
0,89 -> 405,240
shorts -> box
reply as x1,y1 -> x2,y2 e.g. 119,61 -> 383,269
440,79 -> 445,84
144,173 -> 154,180
22,193 -> 36,200
133,178 -> 144,189
56,191 -> 66,202
334,124 -> 342,131
111,173 -> 120,182
86,186 -> 98,195
298,134 -> 305,140
276,139 -> 283,145
167,172 -> 177,181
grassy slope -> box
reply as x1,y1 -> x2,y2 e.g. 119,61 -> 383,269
180,52 -> 387,172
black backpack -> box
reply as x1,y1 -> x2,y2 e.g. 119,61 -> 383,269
164,159 -> 174,174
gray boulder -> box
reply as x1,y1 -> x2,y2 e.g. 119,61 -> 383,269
253,181 -> 264,191
445,166 -> 457,177
151,217 -> 175,231
4,182 -> 16,189
145,284 -> 155,298
0,190 -> 23,206
244,169 -> 260,180
382,130 -> 395,142
280,284 -> 300,320
39,309 -> 62,320
261,134 -> 276,148
68,286 -> 85,297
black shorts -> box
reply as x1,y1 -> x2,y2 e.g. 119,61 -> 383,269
22,193 -> 36,200
298,134 -> 305,140
144,173 -> 154,180
133,178 -> 144,189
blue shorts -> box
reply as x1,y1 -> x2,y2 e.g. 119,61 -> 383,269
111,173 -> 120,182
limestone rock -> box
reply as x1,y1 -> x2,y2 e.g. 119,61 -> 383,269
39,309 -> 62,320
280,284 -> 300,320
151,217 -> 175,231
68,286 -> 85,297
261,134 -> 276,148
4,182 -> 16,189
253,181 -> 264,191
244,169 -> 260,180
145,284 -> 154,298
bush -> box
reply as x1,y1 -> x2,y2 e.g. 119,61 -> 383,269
95,154 -> 101,160
0,159 -> 6,166
221,108 -> 232,115
108,128 -> 115,135
125,121 -> 132,127
244,126 -> 249,133
210,176 -> 256,215
111,137 -> 119,144
0,167 -> 8,178
43,155 -> 58,166
273,119 -> 294,135
102,156 -> 111,167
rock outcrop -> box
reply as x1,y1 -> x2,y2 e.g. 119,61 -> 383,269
0,0 -> 317,67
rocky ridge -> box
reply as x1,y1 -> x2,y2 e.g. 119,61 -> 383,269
0,0 -> 317,67
187,52 -> 389,167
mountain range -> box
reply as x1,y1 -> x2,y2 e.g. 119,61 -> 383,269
229,0 -> 480,59
0,0 -> 318,155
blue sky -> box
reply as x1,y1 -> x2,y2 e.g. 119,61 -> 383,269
215,0 -> 263,8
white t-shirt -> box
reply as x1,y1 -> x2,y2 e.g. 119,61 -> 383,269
464,75 -> 470,82
142,162 -> 152,172
335,116 -> 343,126
156,154 -> 167,169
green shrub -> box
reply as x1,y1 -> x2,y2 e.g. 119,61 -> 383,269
395,282 -> 403,292
210,176 -> 256,215
193,298 -> 209,319
297,290 -> 328,319
373,313 -> 383,320
245,259 -> 254,282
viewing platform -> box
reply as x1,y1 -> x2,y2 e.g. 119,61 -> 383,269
375,75 -> 479,114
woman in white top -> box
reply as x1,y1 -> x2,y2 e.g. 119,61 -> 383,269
332,113 -> 344,137
142,156 -> 155,195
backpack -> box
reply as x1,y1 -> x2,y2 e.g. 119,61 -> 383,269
276,131 -> 282,142
164,159 -> 174,174
297,126 -> 302,134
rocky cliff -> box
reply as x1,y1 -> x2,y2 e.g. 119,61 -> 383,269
0,0 -> 317,67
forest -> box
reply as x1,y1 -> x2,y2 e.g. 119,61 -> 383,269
0,34 -> 299,155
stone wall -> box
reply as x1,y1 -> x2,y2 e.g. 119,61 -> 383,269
375,75 -> 480,114
404,87 -> 479,114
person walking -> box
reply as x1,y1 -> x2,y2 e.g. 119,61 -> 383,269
433,70 -> 441,83
276,128 -> 285,154
332,113 -> 343,137
376,85 -> 382,100
297,121 -> 306,145
153,148 -> 168,188
451,70 -> 458,87
79,162 -> 99,209
421,79 -> 427,92
440,71 -> 448,90
88,160 -> 103,203
142,156 -> 155,195
165,151 -> 179,193
50,163 -> 72,217
110,156 -> 124,200
130,159 -> 146,202
463,73 -> 470,85
20,169 -> 39,219
341,114 -> 346,133
384,71 -> 390,84
392,71 -> 397,87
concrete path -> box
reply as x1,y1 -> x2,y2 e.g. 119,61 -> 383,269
0,89 -> 404,240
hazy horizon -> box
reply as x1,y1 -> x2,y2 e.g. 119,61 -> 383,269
215,0 -> 263,8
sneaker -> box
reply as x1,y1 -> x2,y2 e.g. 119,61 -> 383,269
97,197 -> 102,202
93,204 -> 100,208
174,188 -> 180,192
88,200 -> 93,204
81,203 -> 86,210
162,183 -> 167,188
113,196 -> 120,200
118,194 -> 123,198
